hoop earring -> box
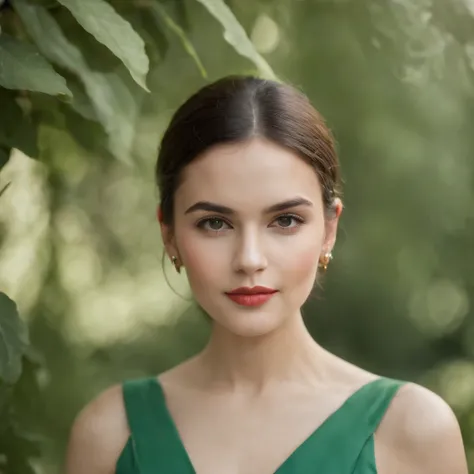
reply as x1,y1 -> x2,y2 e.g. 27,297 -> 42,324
318,252 -> 333,271
171,255 -> 182,274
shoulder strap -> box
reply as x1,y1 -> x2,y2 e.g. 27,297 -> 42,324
322,377 -> 406,434
122,377 -> 193,474
347,377 -> 406,472
347,377 -> 406,469
300,377 -> 406,473
357,377 -> 406,433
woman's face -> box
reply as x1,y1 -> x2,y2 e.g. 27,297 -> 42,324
162,138 -> 340,337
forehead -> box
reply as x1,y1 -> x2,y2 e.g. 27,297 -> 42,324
176,138 -> 323,211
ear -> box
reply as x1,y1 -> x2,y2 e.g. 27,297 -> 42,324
322,198 -> 343,255
157,206 -> 179,260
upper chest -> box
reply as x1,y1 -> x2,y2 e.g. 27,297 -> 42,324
160,385 -> 361,474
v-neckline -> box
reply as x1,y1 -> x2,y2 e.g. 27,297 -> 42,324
149,377 -> 382,474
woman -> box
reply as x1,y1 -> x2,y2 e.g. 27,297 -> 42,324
66,76 -> 468,474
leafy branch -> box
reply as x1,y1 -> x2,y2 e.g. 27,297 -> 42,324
0,0 -> 275,168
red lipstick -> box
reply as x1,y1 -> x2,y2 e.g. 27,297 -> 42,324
225,286 -> 278,307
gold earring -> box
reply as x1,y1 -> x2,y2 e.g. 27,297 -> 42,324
318,252 -> 333,271
171,255 -> 181,274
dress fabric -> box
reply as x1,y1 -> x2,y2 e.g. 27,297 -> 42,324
115,376 -> 405,474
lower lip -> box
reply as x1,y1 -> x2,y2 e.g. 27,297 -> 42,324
225,292 -> 277,307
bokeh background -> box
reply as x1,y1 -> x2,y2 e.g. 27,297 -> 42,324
1,0 -> 473,472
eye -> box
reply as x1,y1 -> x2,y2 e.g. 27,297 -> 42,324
274,214 -> 305,229
276,216 -> 294,228
197,217 -> 231,232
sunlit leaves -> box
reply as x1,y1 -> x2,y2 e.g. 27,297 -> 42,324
55,0 -> 150,91
150,1 -> 207,78
0,293 -> 29,385
0,0 -> 278,165
194,0 -> 275,79
14,1 -> 143,163
0,35 -> 71,96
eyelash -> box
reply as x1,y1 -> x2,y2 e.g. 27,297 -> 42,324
196,213 -> 306,234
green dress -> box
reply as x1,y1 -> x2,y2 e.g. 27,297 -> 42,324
116,376 -> 405,473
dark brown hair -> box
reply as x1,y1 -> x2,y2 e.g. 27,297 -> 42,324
156,75 -> 342,225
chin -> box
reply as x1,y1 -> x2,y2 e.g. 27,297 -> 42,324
213,309 -> 285,338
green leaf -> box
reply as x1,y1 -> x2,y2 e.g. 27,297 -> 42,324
133,7 -> 169,61
13,1 -> 88,72
124,10 -> 166,66
14,1 -> 144,163
82,67 -> 143,163
150,1 -> 207,78
0,35 -> 71,96
194,0 -> 276,79
0,293 -> 29,385
66,80 -> 99,122
55,0 -> 150,91
0,89 -> 38,158
61,93 -> 111,155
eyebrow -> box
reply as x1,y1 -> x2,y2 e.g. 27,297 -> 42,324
184,197 -> 313,215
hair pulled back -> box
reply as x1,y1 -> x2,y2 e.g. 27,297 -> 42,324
156,76 -> 342,226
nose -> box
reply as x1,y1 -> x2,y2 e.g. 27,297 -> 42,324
231,227 -> 267,275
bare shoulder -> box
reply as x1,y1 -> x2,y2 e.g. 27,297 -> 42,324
375,382 -> 468,474
65,384 -> 129,474
158,355 -> 204,389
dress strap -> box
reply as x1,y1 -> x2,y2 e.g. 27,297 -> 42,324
357,377 -> 406,433
338,377 -> 406,472
287,377 -> 406,473
122,377 -> 193,474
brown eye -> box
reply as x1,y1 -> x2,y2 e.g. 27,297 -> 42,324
272,214 -> 305,231
196,217 -> 231,232
277,216 -> 293,227
208,218 -> 225,230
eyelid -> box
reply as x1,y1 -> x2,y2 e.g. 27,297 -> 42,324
196,216 -> 233,232
195,212 -> 306,230
196,215 -> 233,226
275,212 -> 305,221
272,212 -> 306,224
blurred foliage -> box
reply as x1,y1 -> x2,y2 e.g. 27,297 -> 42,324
0,0 -> 273,166
0,0 -> 473,472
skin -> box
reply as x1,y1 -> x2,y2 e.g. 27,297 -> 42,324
66,138 -> 468,474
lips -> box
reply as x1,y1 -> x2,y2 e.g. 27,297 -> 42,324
225,286 -> 278,307
226,286 -> 277,295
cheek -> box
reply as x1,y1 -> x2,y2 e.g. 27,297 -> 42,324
277,225 -> 323,292
283,245 -> 320,285
177,235 -> 223,288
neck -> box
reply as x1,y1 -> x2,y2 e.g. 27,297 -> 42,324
197,313 -> 331,394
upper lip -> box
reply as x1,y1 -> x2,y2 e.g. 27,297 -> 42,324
226,286 -> 278,295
